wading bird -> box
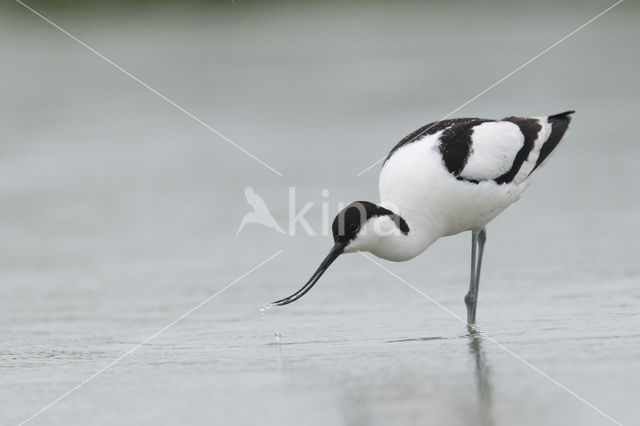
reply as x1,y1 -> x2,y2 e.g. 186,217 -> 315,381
273,111 -> 574,326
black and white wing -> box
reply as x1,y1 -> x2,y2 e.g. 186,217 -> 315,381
387,111 -> 574,185
490,111 -> 573,184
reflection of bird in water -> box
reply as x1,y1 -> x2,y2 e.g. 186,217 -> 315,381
469,335 -> 494,426
236,186 -> 284,235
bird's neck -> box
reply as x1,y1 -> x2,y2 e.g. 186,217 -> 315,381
367,207 -> 440,262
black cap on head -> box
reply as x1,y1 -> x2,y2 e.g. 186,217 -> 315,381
332,201 -> 409,245
332,201 -> 379,244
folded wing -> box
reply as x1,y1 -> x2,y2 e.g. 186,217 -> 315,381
440,111 -> 573,184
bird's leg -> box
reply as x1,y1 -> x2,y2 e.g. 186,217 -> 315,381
472,228 -> 487,324
465,228 -> 487,330
465,231 -> 478,331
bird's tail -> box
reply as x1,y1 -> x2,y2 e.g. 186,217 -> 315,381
531,110 -> 574,174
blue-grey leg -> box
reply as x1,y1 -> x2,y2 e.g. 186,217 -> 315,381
465,228 -> 487,328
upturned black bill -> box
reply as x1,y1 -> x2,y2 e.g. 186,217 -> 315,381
272,243 -> 345,306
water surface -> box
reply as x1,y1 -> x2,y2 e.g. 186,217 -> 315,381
1,1 -> 639,425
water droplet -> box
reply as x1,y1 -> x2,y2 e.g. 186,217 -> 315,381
259,304 -> 273,315
274,332 -> 281,340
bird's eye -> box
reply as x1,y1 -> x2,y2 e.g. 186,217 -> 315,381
348,223 -> 360,233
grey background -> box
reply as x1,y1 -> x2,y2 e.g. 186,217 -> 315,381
1,1 -> 639,425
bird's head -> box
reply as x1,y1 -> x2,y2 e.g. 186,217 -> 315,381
272,201 -> 409,306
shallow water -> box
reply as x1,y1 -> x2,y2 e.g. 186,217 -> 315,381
1,1 -> 640,425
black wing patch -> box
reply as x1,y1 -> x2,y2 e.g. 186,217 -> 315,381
494,116 -> 542,184
438,118 -> 494,176
531,110 -> 574,174
385,118 -> 493,166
